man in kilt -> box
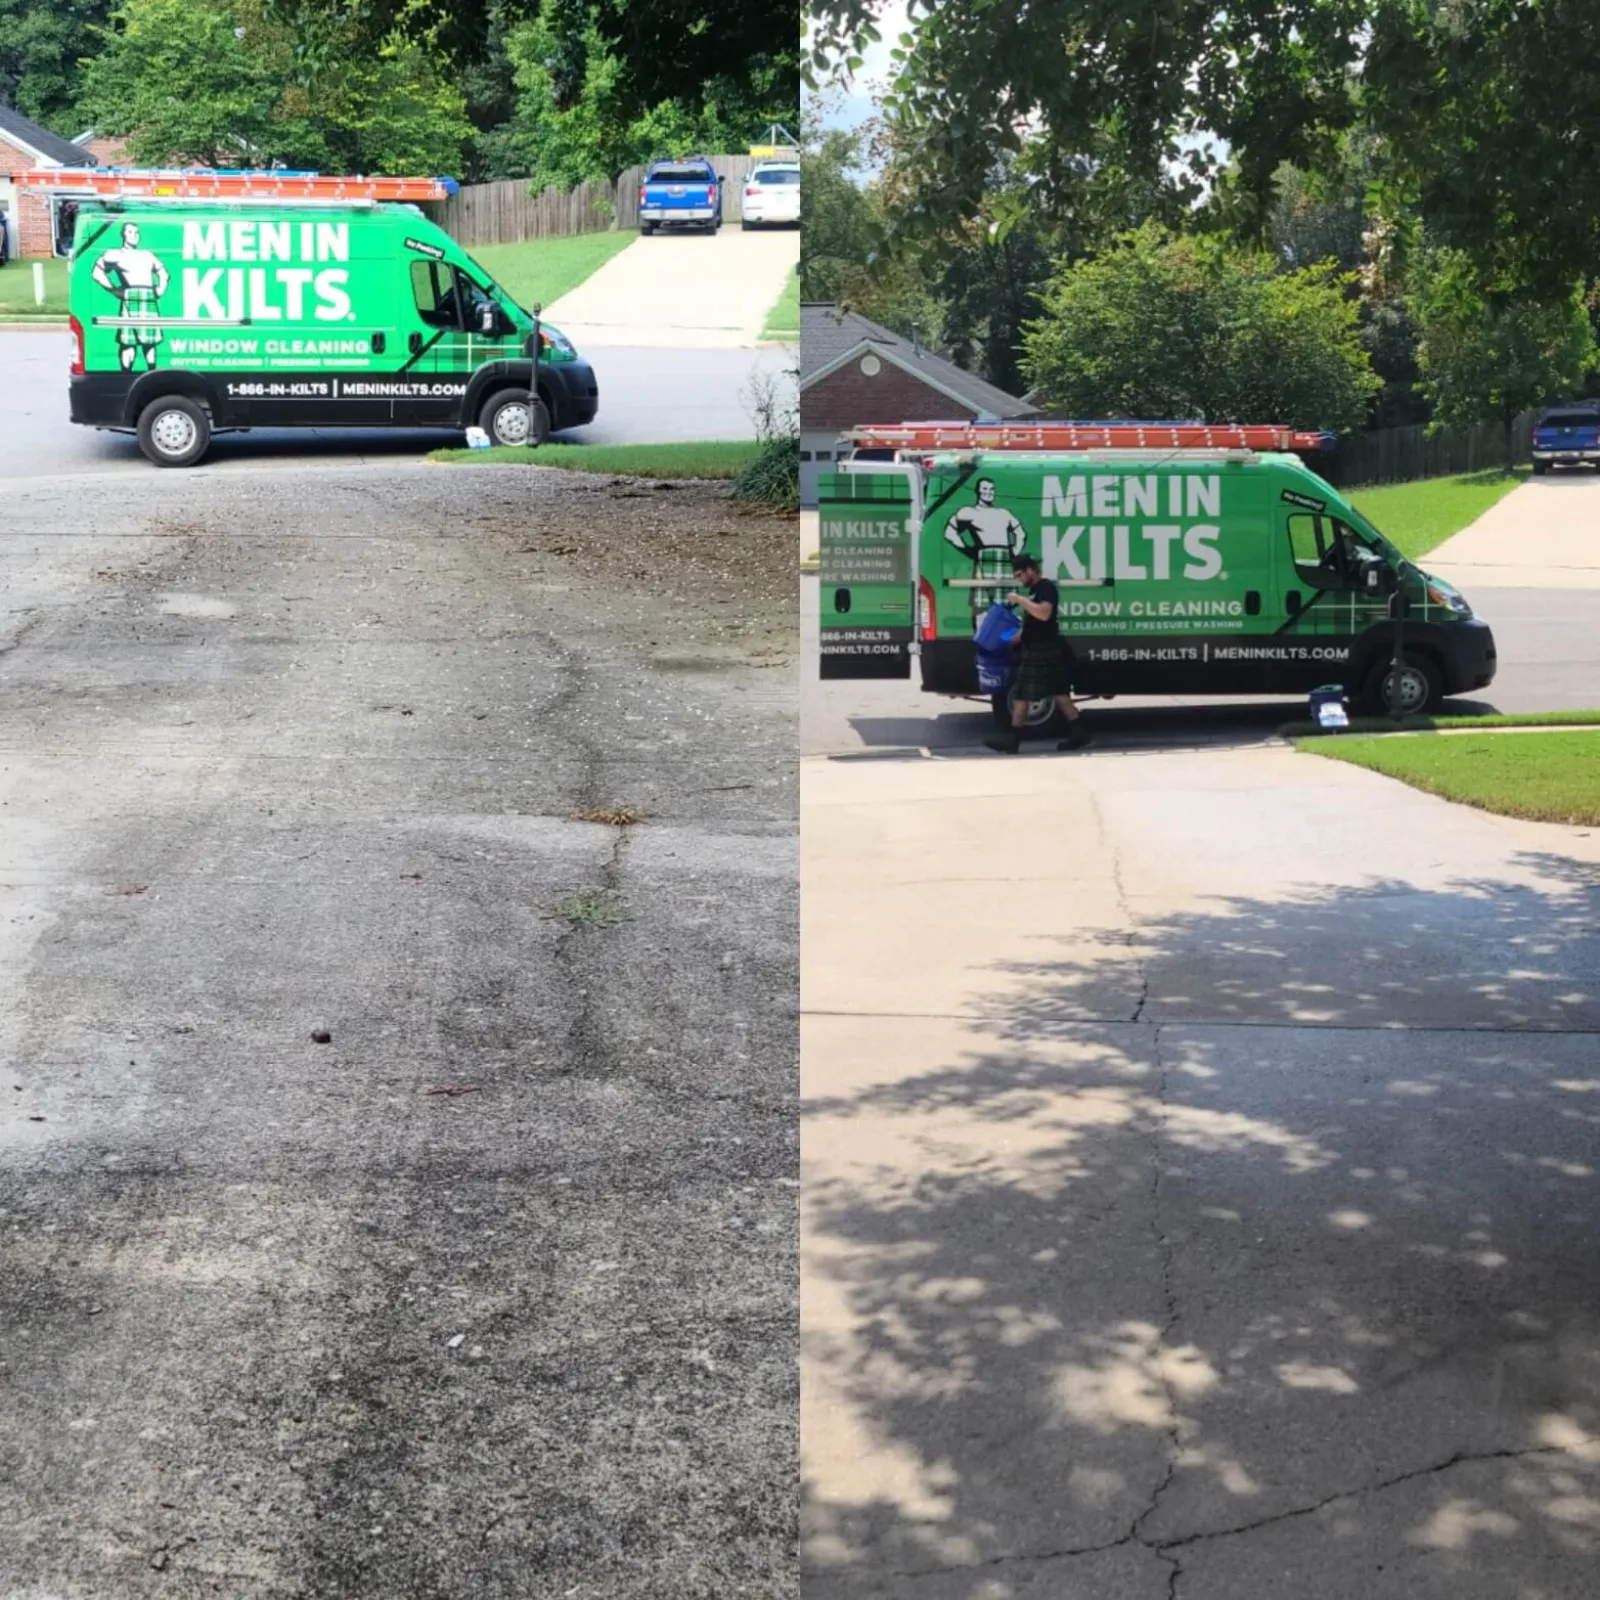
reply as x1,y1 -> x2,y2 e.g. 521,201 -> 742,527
91,222 -> 170,373
984,552 -> 1091,754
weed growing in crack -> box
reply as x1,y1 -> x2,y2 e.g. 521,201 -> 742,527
548,887 -> 628,927
574,806 -> 641,827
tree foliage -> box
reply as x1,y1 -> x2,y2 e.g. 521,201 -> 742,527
77,0 -> 471,172
478,0 -> 792,186
1410,249 -> 1597,441
0,0 -> 108,132
1021,224 -> 1380,432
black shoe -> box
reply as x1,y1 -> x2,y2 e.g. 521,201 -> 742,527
984,730 -> 1021,754
1057,723 -> 1092,751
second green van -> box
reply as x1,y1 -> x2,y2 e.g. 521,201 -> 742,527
819,446 -> 1497,719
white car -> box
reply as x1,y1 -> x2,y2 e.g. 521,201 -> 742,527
741,163 -> 800,229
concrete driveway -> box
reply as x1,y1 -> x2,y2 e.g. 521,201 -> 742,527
803,744 -> 1600,1599
0,464 -> 797,1596
1428,472 -> 1600,589
543,227 -> 799,348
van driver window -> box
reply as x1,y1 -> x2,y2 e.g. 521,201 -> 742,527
410,259 -> 461,329
1287,513 -> 1367,585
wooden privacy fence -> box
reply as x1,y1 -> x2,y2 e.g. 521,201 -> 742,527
431,154 -> 775,246
1327,409 -> 1540,488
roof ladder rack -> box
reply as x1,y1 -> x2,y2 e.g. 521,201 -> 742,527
847,421 -> 1336,454
11,168 -> 458,204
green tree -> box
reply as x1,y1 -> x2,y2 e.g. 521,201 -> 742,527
478,0 -> 793,185
807,0 -> 1367,241
0,0 -> 107,131
799,118 -> 943,349
1410,248 -> 1597,458
1364,0 -> 1600,302
77,0 -> 469,173
1021,223 -> 1379,432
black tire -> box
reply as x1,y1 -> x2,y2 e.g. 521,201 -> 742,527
991,687 -> 1067,736
1360,653 -> 1443,717
480,389 -> 551,449
1533,459 -> 1549,475
641,223 -> 656,236
136,395 -> 211,468
741,219 -> 753,231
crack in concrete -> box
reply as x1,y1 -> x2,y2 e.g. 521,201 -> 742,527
863,1441 -> 1586,1588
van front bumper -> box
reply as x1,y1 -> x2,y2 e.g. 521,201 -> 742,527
1440,616 -> 1497,693
542,359 -> 599,431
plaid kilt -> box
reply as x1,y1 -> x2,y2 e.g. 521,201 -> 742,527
119,287 -> 163,346
1013,639 -> 1071,700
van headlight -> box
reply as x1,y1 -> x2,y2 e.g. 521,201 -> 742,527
540,325 -> 576,358
1426,581 -> 1471,615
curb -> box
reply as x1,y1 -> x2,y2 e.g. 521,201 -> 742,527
0,318 -> 67,330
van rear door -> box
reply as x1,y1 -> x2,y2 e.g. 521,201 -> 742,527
818,470 -> 914,680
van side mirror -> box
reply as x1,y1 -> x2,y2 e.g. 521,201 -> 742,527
479,303 -> 499,336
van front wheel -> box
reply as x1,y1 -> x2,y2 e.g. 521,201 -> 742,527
480,390 -> 551,449
991,689 -> 1065,735
137,396 -> 211,467
1361,654 -> 1443,716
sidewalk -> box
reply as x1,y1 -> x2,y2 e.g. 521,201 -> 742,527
803,743 -> 1600,1598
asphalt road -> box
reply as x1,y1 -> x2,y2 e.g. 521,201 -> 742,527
0,331 -> 793,476
0,465 -> 797,1596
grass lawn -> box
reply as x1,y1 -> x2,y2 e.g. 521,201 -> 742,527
1300,729 -> 1600,825
1346,468 -> 1527,561
0,256 -> 69,316
1285,709 -> 1600,739
431,440 -> 762,478
465,232 -> 635,314
761,266 -> 799,341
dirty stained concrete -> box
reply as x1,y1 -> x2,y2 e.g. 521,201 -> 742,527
0,463 -> 797,1598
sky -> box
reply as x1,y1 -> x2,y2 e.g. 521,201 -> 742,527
807,0 -> 911,134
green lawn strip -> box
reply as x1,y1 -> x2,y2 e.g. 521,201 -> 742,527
430,440 -> 761,478
465,232 -> 635,313
1284,709 -> 1600,739
760,266 -> 799,341
1299,729 -> 1600,826
1345,468 -> 1528,562
0,258 -> 69,316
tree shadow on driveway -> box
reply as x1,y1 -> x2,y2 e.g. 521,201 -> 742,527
803,852 -> 1600,1598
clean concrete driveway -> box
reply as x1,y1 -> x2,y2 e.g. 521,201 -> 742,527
803,744 -> 1600,1599
0,331 -> 791,476
1428,471 -> 1600,589
542,226 -> 799,348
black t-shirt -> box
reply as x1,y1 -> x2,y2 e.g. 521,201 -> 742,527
1020,578 -> 1059,645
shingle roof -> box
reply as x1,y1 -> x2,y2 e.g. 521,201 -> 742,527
800,302 -> 1037,420
0,105 -> 96,168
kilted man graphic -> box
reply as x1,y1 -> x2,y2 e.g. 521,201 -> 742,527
945,477 -> 1027,585
91,223 -> 170,372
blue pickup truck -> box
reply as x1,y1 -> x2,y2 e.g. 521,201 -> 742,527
1531,403 -> 1600,473
638,157 -> 722,235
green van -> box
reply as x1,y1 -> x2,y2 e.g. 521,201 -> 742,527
819,446 -> 1497,718
67,201 -> 598,465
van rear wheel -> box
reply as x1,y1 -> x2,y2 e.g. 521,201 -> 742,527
480,390 -> 551,449
991,689 -> 1066,736
136,396 -> 211,468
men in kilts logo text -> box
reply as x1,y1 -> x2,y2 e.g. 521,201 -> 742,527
91,223 -> 169,372
985,552 -> 1091,755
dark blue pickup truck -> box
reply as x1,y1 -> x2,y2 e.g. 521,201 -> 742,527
1532,403 -> 1600,473
638,157 -> 722,234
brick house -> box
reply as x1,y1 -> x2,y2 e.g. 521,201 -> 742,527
0,105 -> 96,261
800,302 -> 1038,506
